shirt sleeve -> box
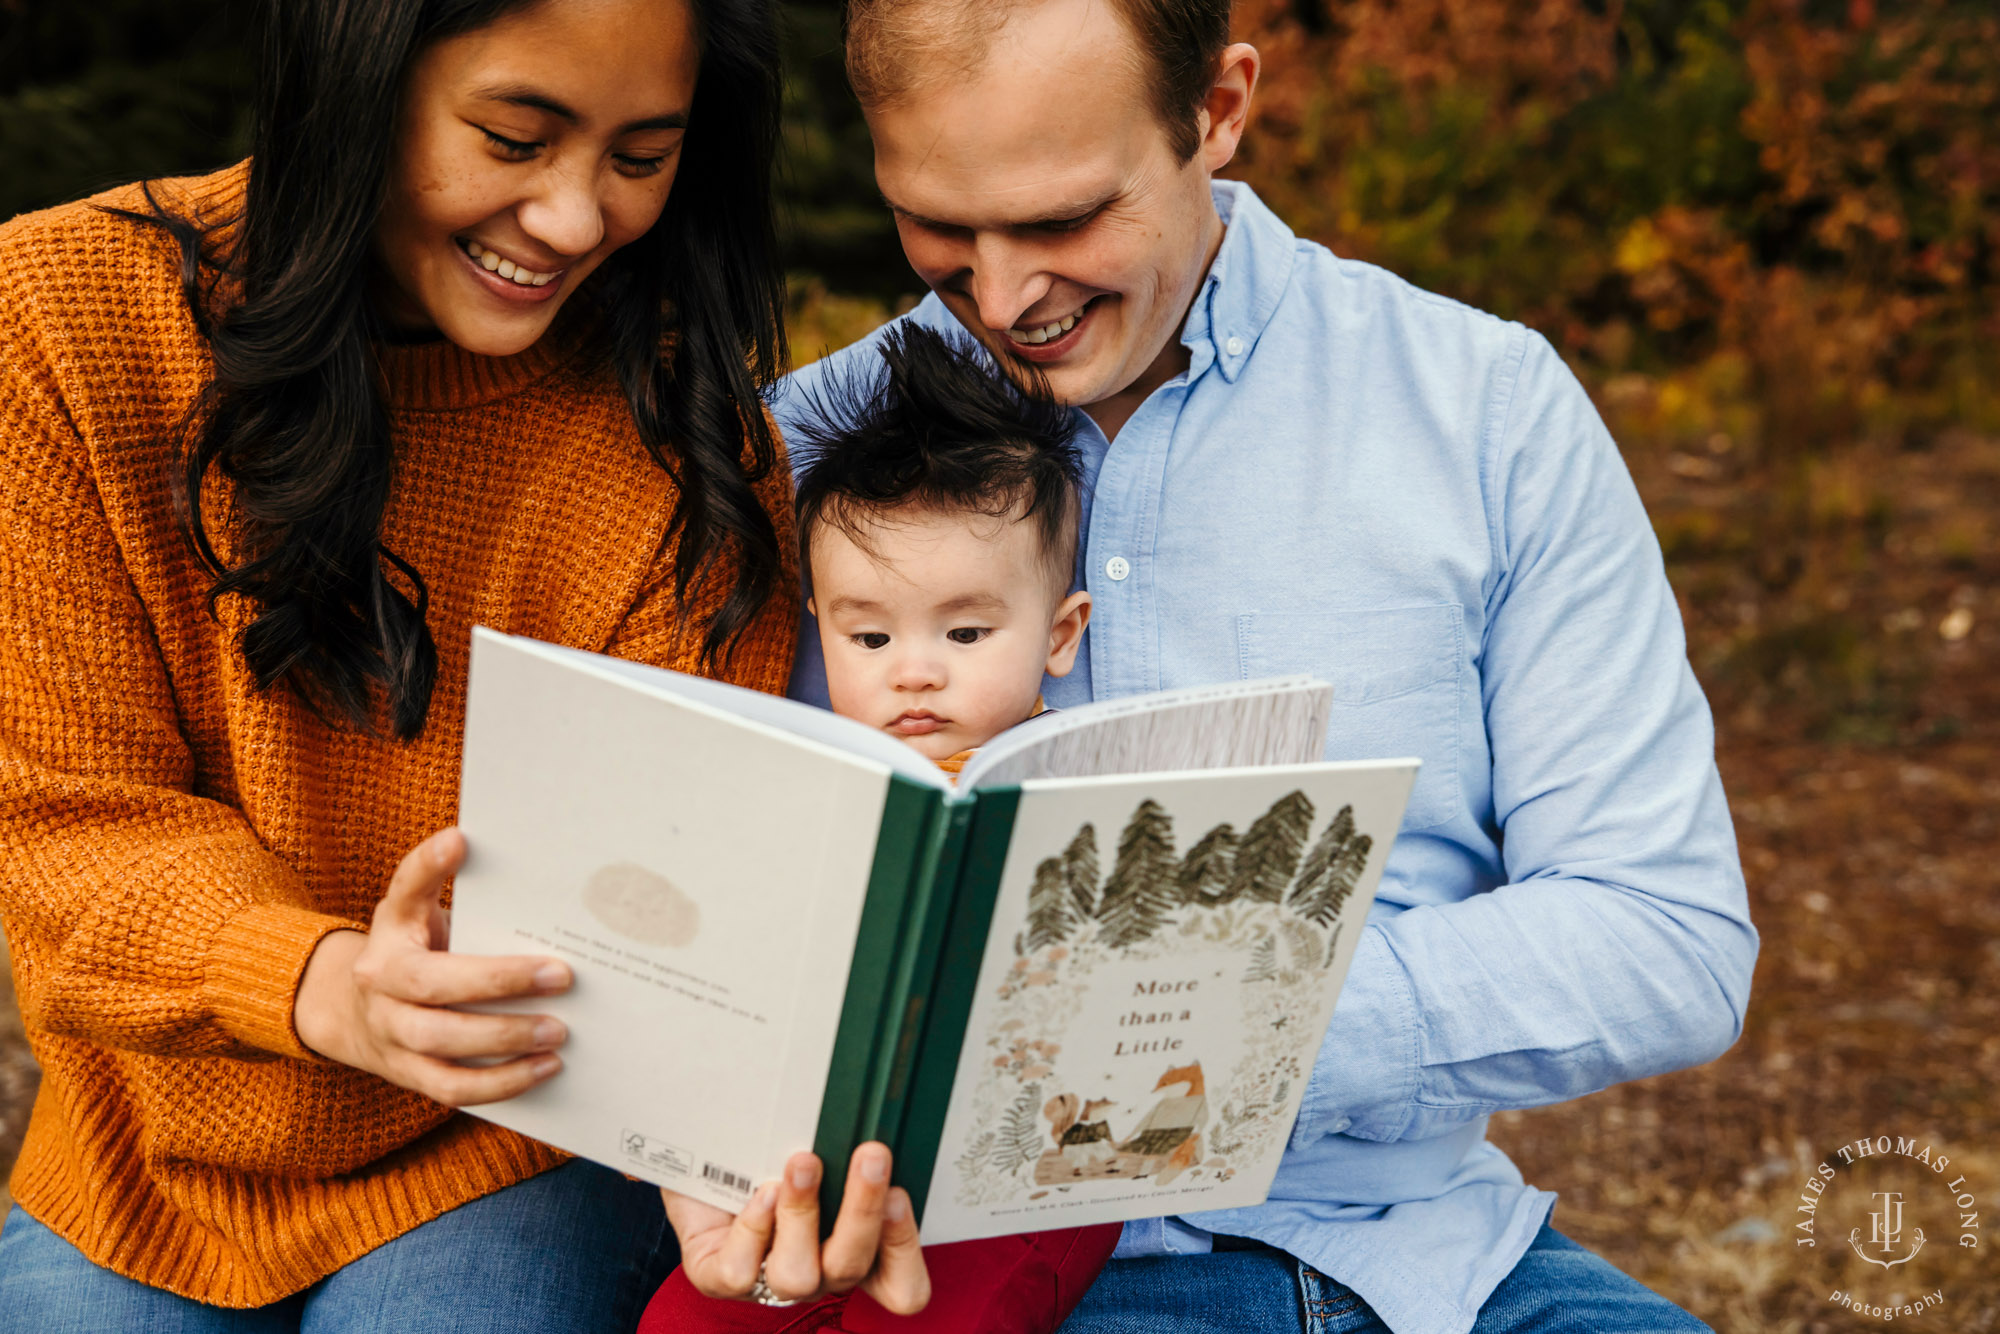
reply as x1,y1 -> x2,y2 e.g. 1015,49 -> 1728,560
0,301 -> 361,1064
1292,329 -> 1758,1146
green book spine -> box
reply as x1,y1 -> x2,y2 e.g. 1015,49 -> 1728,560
871,796 -> 980,1159
812,775 -> 944,1223
891,786 -> 1022,1224
853,799 -> 974,1152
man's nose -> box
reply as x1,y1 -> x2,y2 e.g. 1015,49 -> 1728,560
515,161 -> 607,262
967,234 -> 1054,334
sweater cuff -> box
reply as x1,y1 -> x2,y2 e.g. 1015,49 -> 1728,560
204,903 -> 365,1061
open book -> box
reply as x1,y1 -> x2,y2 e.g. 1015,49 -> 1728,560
450,628 -> 1417,1243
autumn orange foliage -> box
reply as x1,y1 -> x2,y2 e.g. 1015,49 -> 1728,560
1228,0 -> 1999,460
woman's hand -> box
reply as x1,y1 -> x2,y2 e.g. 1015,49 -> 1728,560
294,828 -> 573,1105
663,1144 -> 930,1313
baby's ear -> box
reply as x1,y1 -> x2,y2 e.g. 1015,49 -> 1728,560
1044,591 -> 1093,678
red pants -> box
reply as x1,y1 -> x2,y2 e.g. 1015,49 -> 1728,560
637,1227 -> 1120,1334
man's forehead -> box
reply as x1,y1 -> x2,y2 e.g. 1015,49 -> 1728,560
864,1 -> 1161,225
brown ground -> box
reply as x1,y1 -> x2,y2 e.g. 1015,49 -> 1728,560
1,412 -> 1994,1329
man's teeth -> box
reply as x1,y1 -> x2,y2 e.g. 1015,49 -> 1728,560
1007,311 -> 1080,345
463,240 -> 556,287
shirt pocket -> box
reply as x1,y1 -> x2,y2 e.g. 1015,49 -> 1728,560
1236,605 -> 1463,832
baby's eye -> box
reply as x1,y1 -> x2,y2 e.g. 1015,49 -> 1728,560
946,627 -> 990,645
852,632 -> 890,650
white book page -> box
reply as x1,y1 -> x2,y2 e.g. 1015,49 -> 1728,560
450,630 -> 902,1210
960,677 -> 1334,791
500,632 -> 950,791
919,759 -> 1417,1243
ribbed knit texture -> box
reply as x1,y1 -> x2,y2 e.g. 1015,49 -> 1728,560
0,166 -> 797,1306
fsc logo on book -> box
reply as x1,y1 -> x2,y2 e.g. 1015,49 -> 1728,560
1794,1133 -> 1981,1322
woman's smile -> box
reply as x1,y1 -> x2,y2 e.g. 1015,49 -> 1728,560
455,237 -> 568,305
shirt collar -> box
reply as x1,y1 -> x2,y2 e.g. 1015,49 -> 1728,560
1182,180 -> 1299,384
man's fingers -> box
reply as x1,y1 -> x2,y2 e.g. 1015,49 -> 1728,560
384,1002 -> 564,1060
819,1142 -> 891,1292
762,1153 -> 824,1299
687,1182 -> 778,1297
369,948 -> 570,1007
401,1051 -> 560,1107
860,1188 -> 931,1315
373,829 -> 466,934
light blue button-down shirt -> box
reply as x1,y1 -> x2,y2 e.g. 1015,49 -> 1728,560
775,181 -> 1756,1334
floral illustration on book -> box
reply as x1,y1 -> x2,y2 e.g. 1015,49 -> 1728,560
952,791 -> 1374,1207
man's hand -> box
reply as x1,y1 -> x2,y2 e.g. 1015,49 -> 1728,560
664,1144 -> 930,1312
294,828 -> 573,1104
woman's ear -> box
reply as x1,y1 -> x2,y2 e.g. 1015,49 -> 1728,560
1043,590 -> 1093,678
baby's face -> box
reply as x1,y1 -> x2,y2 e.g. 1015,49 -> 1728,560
811,505 -> 1088,762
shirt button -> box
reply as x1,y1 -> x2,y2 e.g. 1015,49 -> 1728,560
1105,556 -> 1131,581
1225,336 -> 1245,357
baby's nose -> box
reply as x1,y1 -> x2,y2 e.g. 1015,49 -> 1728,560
891,651 -> 947,690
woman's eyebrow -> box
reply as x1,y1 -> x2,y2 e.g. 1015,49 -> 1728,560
471,83 -> 688,133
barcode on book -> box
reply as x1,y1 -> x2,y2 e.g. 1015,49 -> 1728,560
702,1162 -> 753,1195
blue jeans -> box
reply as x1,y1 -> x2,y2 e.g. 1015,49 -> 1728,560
1057,1225 -> 1711,1333
0,1160 -> 677,1333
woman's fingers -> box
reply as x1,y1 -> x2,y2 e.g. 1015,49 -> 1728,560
368,947 -> 570,1007
860,1188 -> 931,1315
373,829 -> 467,939
398,1050 -> 561,1107
383,1001 -> 565,1060
818,1142 -> 892,1293
762,1152 -> 825,1300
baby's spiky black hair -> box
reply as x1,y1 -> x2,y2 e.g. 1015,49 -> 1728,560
792,324 -> 1083,590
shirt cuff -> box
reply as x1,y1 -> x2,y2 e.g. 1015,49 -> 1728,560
203,903 -> 366,1061
1290,922 -> 1421,1147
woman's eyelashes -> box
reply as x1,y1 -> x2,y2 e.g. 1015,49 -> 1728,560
479,127 -> 539,159
477,127 -> 670,177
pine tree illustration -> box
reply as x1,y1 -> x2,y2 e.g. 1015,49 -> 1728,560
1025,856 -> 1073,951
1062,824 -> 1101,921
1222,790 -> 1315,903
1176,822 -> 1238,906
1242,932 -> 1277,983
991,1082 -> 1045,1175
1288,804 -> 1356,908
1099,800 -> 1179,948
1302,834 -> 1373,927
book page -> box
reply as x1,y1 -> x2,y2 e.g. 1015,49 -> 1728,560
450,631 -> 899,1210
918,760 -> 1416,1243
521,635 -> 950,791
959,677 -> 1334,791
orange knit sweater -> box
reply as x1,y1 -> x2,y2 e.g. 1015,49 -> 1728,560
0,167 -> 797,1305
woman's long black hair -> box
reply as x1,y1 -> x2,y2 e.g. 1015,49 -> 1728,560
121,0 -> 787,738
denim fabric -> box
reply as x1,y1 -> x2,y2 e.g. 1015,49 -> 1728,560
1056,1226 -> 1710,1334
0,1159 -> 676,1334
776,180 -> 1756,1334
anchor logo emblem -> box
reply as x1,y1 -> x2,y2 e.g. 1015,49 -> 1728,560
1849,1191 -> 1926,1268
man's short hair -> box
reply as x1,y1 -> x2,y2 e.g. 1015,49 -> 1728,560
792,324 -> 1083,595
843,0 -> 1231,163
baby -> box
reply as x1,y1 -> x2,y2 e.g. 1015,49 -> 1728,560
639,325 -> 1119,1332
798,323 -> 1092,773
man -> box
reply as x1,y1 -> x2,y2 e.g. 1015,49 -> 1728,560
776,2 -> 1754,1330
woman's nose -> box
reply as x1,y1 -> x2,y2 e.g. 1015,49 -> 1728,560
515,161 -> 607,261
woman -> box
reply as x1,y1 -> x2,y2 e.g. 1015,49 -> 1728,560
0,0 -> 921,1327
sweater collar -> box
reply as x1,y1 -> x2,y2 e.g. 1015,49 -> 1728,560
372,295 -> 604,411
